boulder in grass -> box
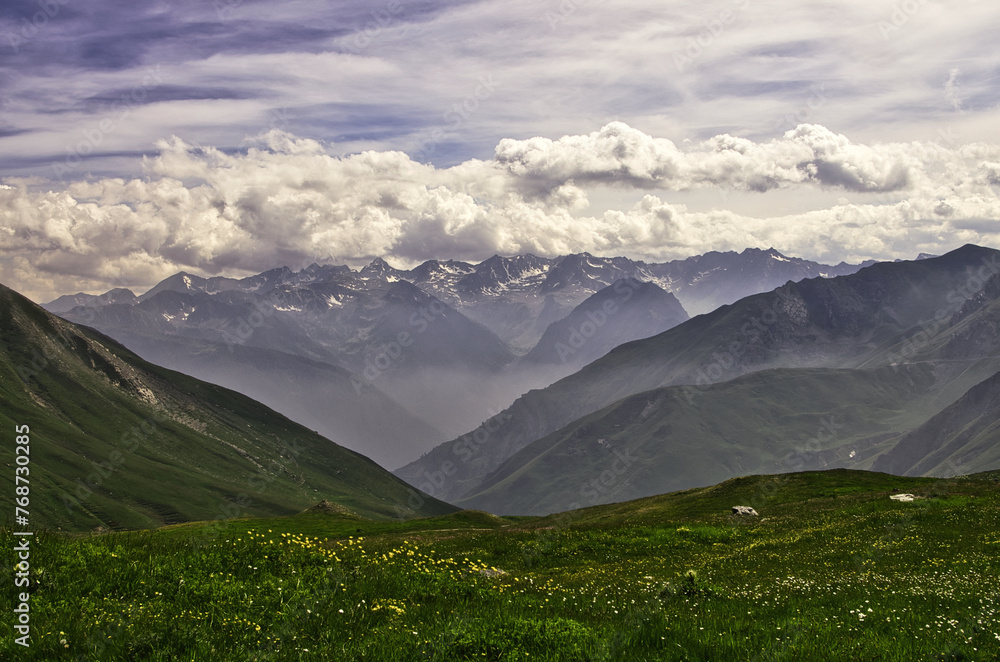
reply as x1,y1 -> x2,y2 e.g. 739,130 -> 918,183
303,499 -> 361,517
889,493 -> 916,502
731,506 -> 758,516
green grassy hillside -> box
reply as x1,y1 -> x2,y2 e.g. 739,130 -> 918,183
458,365 -> 941,515
0,283 -> 455,530
3,469 -> 997,660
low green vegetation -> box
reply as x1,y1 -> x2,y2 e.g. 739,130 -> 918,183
459,365 -> 949,516
0,284 -> 455,529
3,469 -> 998,660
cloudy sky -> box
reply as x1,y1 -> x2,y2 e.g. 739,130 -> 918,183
1,0 -> 999,301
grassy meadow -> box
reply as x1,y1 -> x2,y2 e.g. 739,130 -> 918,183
3,469 -> 999,661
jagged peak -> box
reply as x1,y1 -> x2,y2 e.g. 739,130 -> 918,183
260,265 -> 293,276
361,257 -> 398,273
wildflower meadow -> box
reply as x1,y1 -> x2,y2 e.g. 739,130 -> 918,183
3,469 -> 999,660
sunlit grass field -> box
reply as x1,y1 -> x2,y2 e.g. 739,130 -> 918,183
4,469 -> 999,660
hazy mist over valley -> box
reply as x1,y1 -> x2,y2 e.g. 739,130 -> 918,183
44,247 -> 865,468
3,0 -> 1000,658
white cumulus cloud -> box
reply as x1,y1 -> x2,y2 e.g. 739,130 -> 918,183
2,123 -> 1000,302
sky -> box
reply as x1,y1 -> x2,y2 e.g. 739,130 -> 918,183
1,0 -> 1000,302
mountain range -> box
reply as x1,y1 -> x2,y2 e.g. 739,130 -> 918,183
46,247 -> 858,467
396,244 -> 1000,513
0,283 -> 453,530
27,244 -> 1000,520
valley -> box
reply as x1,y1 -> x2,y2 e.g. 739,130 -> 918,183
5,244 -> 998,527
45,247 -> 864,467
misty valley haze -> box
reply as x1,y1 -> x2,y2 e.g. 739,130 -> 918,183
396,245 -> 1000,513
6,241 -> 1000,528
46,246 -> 866,468
28,241 -> 1000,519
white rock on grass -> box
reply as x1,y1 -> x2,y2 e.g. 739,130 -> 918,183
731,506 -> 758,516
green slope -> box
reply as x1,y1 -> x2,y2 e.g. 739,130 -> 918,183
396,244 -> 1000,502
874,369 -> 1000,477
0,283 -> 456,531
528,467 -> 947,527
95,329 -> 448,469
457,366 -> 939,515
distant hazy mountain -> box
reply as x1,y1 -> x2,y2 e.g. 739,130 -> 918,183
0,282 -> 454,531
85,329 -> 448,470
395,245 -> 1000,503
44,247 -> 868,467
43,287 -> 138,313
644,247 -> 874,316
402,248 -> 868,350
516,277 -> 689,386
55,273 -> 516,453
